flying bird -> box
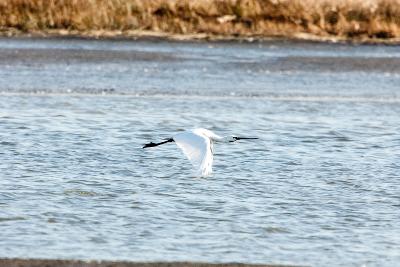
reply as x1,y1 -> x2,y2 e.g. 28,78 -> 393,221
143,128 -> 258,177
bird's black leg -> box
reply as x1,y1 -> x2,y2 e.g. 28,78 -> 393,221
143,138 -> 174,148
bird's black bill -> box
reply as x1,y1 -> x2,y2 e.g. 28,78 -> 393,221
230,137 -> 259,142
143,138 -> 174,148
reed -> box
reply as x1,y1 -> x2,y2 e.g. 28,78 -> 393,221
1,0 -> 400,41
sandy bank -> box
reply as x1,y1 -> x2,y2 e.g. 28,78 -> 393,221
3,30 -> 400,45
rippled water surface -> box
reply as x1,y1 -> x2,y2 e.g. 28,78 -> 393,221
0,38 -> 399,267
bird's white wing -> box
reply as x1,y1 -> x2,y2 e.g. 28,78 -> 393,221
173,130 -> 213,177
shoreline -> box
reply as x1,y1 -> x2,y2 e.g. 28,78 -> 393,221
0,259 -> 300,267
1,29 -> 400,45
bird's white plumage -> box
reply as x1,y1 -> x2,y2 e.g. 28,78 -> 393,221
143,128 -> 256,177
173,128 -> 216,177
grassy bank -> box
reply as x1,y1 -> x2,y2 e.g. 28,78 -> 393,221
1,0 -> 400,42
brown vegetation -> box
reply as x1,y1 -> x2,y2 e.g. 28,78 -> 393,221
0,0 -> 400,42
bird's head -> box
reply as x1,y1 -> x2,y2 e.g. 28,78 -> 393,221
226,135 -> 237,143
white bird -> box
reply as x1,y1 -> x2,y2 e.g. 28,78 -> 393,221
143,128 -> 258,177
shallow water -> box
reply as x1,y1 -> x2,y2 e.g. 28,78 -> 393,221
0,38 -> 399,267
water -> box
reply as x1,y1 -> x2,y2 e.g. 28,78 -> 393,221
0,37 -> 399,267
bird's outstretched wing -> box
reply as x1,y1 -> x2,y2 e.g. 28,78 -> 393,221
173,130 -> 213,177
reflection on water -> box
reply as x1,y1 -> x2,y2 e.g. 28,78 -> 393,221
0,38 -> 399,267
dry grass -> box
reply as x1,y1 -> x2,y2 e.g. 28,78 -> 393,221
1,0 -> 400,41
